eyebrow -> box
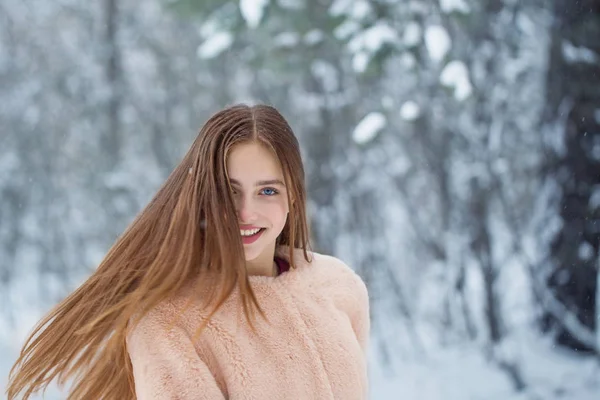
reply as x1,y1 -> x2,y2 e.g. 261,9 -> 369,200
229,179 -> 286,187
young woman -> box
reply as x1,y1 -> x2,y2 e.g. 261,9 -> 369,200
7,104 -> 370,399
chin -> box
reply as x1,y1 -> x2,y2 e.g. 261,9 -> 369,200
243,237 -> 277,261
243,246 -> 264,261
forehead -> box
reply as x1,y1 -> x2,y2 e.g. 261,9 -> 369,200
226,142 -> 283,182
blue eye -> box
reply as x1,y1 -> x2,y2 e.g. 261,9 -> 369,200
261,187 -> 278,196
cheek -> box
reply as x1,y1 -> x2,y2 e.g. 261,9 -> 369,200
263,200 -> 288,225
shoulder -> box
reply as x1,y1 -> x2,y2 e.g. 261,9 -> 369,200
311,251 -> 365,282
309,251 -> 369,302
280,246 -> 368,300
126,299 -> 182,348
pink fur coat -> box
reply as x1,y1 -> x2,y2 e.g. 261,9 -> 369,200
126,247 -> 370,399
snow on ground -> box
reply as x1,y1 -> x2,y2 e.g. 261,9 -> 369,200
369,329 -> 599,400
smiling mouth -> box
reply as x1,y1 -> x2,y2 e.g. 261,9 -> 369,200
241,228 -> 265,244
240,228 -> 264,236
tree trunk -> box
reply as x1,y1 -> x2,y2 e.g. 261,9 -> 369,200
469,178 -> 503,343
544,0 -> 600,353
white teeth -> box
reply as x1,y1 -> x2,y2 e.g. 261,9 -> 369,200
240,228 -> 261,236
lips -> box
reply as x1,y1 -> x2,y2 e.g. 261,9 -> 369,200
240,225 -> 263,230
241,228 -> 265,245
240,226 -> 263,237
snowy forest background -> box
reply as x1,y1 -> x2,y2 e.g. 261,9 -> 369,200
1,0 -> 599,399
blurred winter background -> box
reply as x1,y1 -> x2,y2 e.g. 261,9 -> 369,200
1,0 -> 599,398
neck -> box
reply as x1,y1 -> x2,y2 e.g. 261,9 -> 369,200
245,243 -> 278,277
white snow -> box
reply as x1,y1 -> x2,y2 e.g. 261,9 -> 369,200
348,0 -> 371,20
353,112 -> 386,144
310,60 -> 339,92
0,152 -> 19,178
400,100 -> 421,121
329,0 -> 353,17
347,23 -> 398,54
368,325 -> 600,400
562,40 -> 599,64
273,32 -> 300,48
277,0 -> 303,10
578,242 -> 594,261
440,60 -> 472,101
403,22 -> 422,47
439,0 -> 471,14
399,53 -> 417,68
197,32 -> 233,59
352,52 -> 370,73
334,20 -> 361,40
381,96 -> 394,109
516,14 -> 536,37
329,0 -> 371,20
304,29 -> 324,46
240,0 -> 269,29
597,251 -> 600,355
389,154 -> 411,176
593,138 -> 600,161
425,25 -> 451,63
590,185 -> 600,209
198,19 -> 219,38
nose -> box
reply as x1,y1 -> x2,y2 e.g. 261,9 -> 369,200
236,194 -> 257,223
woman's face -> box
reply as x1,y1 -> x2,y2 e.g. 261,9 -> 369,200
226,141 -> 289,262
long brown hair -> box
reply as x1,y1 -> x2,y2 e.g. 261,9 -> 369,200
6,104 -> 312,400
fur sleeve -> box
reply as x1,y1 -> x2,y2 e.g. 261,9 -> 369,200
126,304 -> 225,400
325,255 -> 371,355
349,267 -> 370,355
